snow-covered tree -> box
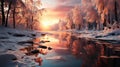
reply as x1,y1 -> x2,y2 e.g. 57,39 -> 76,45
65,11 -> 74,29
64,0 -> 120,30
72,5 -> 83,30
0,0 -> 43,30
58,19 -> 67,30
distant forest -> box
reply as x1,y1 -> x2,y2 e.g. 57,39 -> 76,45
0,0 -> 120,31
59,0 -> 120,31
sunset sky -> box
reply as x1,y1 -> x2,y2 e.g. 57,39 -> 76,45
41,0 -> 81,30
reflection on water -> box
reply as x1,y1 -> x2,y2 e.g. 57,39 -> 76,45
20,32 -> 120,67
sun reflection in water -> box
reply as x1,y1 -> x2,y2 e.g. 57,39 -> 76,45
41,35 -> 59,43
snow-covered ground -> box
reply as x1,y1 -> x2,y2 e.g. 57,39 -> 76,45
0,26 -> 120,67
75,29 -> 120,41
0,26 -> 36,52
0,26 -> 41,67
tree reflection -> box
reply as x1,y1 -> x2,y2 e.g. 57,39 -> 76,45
19,32 -> 119,67
58,32 -> 120,67
58,32 -> 101,67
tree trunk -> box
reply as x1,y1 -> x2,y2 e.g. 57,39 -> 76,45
108,12 -> 110,24
13,5 -> 16,28
114,0 -> 118,22
97,22 -> 100,30
1,0 -> 5,26
103,15 -> 107,27
31,16 -> 34,30
85,22 -> 88,30
5,1 -> 12,27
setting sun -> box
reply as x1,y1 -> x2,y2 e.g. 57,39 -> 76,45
40,10 -> 59,31
41,17 -> 58,30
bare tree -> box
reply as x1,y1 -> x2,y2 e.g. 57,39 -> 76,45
0,0 -> 5,26
5,0 -> 13,27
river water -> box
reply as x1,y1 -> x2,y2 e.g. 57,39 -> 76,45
23,32 -> 101,67
20,31 -> 120,67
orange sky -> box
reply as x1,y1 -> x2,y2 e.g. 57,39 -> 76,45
41,0 -> 81,30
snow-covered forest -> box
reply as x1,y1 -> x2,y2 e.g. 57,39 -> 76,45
59,0 -> 120,31
0,0 -> 44,30
0,0 -> 120,31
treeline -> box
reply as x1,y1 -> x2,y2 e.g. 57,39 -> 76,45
59,0 -> 120,30
0,0 -> 43,30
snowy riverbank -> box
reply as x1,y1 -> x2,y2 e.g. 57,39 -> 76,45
0,26 -> 120,67
74,29 -> 120,41
0,26 -> 42,67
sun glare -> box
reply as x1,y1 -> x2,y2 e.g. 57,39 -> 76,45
40,8 -> 60,31
40,19 -> 59,31
42,21 -> 50,29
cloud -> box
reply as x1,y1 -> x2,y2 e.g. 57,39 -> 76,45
51,0 -> 81,18
52,5 -> 73,12
57,0 -> 81,6
50,5 -> 73,18
42,0 -> 81,20
57,0 -> 68,2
